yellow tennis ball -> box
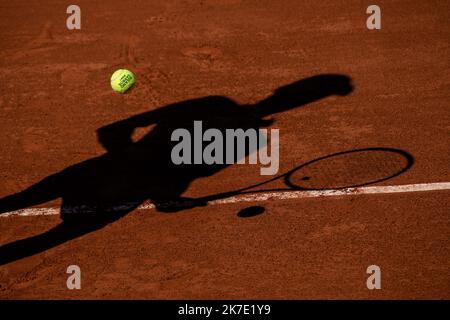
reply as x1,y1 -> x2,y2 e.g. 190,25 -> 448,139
110,69 -> 135,93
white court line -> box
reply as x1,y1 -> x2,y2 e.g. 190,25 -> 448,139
1,182 -> 449,217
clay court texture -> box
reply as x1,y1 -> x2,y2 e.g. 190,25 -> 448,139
0,0 -> 449,299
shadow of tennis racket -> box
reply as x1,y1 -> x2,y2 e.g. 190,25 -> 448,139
158,147 -> 414,211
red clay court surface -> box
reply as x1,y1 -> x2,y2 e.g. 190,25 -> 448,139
0,1 -> 449,299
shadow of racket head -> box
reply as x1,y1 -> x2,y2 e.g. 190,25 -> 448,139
285,147 -> 414,190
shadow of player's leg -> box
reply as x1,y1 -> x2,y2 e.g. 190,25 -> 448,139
0,201 -> 140,266
0,173 -> 61,215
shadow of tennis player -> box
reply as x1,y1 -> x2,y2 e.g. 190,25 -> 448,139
0,74 -> 353,265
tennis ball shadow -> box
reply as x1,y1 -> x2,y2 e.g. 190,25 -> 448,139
237,206 -> 265,218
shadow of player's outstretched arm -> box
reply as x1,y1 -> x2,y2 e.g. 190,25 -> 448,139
250,74 -> 353,118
